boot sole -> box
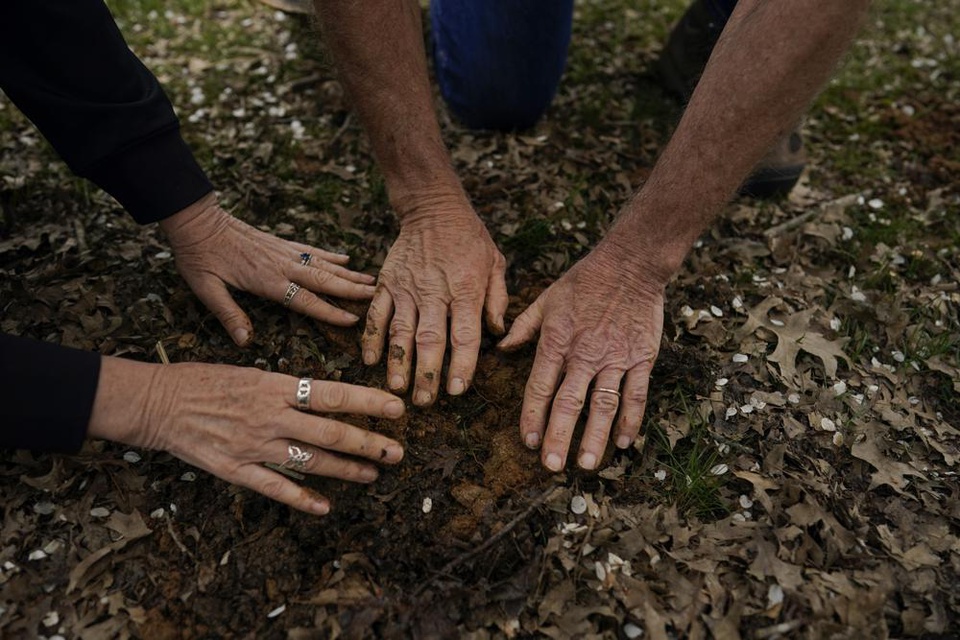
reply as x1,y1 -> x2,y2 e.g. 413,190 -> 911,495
738,165 -> 805,199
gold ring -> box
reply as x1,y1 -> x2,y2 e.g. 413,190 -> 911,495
593,387 -> 621,398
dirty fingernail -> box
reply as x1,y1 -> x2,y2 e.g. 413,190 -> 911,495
579,452 -> 597,470
616,435 -> 632,449
524,432 -> 540,449
384,444 -> 404,462
360,467 -> 379,482
544,453 -> 562,472
385,399 -> 404,418
363,350 -> 377,365
389,374 -> 405,390
415,390 -> 432,406
449,378 -> 465,395
311,501 -> 330,516
233,328 -> 249,345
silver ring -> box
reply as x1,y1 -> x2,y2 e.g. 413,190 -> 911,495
282,282 -> 301,307
299,252 -> 312,266
281,444 -> 314,472
593,387 -> 622,399
296,378 -> 311,411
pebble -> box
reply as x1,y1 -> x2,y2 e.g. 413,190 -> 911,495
710,305 -> 723,317
715,378 -> 729,387
709,464 -> 729,476
43,611 -> 59,627
830,317 -> 842,331
624,622 -> 644,639
725,407 -> 738,419
768,583 -> 785,606
732,353 -> 749,363
868,198 -> 884,210
654,470 -> 667,482
820,417 -> 837,432
34,502 -> 56,516
739,495 -> 754,509
833,381 -> 847,396
267,604 -> 286,619
123,451 -> 141,464
150,508 -> 166,519
180,472 -> 197,482
570,495 -> 588,515
89,507 -> 110,518
833,432 -> 845,446
28,550 -> 48,561
421,497 -> 433,514
43,541 -> 62,555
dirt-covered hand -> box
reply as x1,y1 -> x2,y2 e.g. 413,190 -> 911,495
362,204 -> 508,406
498,244 -> 665,472
160,193 -> 376,346
89,358 -> 406,515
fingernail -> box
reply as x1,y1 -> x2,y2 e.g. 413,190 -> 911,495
344,312 -> 360,323
360,467 -> 379,482
415,390 -> 432,406
544,453 -> 562,472
311,501 -> 330,516
524,432 -> 540,449
363,350 -> 377,365
616,435 -> 632,449
384,443 -> 404,462
232,328 -> 249,345
385,399 -> 405,418
389,374 -> 405,390
449,378 -> 465,395
496,315 -> 505,332
579,452 -> 597,470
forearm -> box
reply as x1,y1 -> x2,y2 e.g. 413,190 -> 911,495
314,0 -> 467,217
605,0 -> 870,281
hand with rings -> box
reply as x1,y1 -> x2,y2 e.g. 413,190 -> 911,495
498,241 -> 665,472
87,359 -> 407,515
159,192 -> 376,347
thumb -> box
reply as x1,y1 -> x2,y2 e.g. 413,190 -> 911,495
497,295 -> 544,352
192,276 -> 254,347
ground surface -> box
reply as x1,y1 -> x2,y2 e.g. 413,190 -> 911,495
1,1 -> 958,638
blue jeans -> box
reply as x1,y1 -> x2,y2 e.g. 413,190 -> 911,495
430,0 -> 739,131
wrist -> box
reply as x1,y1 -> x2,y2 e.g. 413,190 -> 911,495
87,357 -> 170,450
158,190 -> 219,238
391,185 -> 475,227
596,213 -> 690,288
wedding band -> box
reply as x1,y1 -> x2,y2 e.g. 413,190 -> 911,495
296,378 -> 312,411
282,282 -> 301,307
281,444 -> 314,472
299,252 -> 312,266
593,387 -> 622,399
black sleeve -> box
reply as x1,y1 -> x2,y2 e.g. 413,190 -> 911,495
0,1 -> 213,224
0,334 -> 101,453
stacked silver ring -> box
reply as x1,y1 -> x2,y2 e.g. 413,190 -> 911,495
282,282 -> 301,307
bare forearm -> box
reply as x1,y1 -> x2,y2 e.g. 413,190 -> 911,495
606,0 -> 870,280
314,0 -> 466,216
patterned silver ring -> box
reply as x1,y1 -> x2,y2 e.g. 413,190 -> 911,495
282,282 -> 301,307
281,444 -> 314,472
296,378 -> 311,411
299,252 -> 312,266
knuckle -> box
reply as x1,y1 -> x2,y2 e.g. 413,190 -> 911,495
390,316 -> 415,336
526,377 -> 556,400
415,327 -> 445,347
317,421 -> 346,448
591,393 -> 620,415
450,327 -> 480,350
259,478 -> 286,500
553,392 -> 585,415
318,382 -> 349,410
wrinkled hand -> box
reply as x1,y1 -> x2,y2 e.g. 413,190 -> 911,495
362,204 -> 508,405
91,358 -> 406,515
498,244 -> 665,472
160,193 -> 376,346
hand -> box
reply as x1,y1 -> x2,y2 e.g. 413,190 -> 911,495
89,358 -> 406,515
160,193 -> 376,346
498,243 -> 665,472
362,201 -> 508,406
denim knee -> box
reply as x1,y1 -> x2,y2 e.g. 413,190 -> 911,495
431,0 -> 574,131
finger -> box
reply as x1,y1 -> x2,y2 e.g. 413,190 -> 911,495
498,295 -> 544,351
286,415 -> 404,464
542,366 -> 594,472
190,275 -> 254,346
286,286 -> 360,326
578,370 -> 625,470
237,464 -> 330,516
362,286 -> 393,365
447,298 -> 482,396
413,302 -> 448,406
614,361 -> 655,449
269,441 -> 381,483
519,336 -> 565,451
300,379 -> 406,420
484,254 -> 509,335
290,264 -> 376,300
386,295 -> 417,393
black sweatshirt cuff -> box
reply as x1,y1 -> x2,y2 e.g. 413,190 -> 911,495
1,334 -> 102,454
81,126 -> 214,225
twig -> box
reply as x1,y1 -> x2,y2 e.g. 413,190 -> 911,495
754,619 -> 804,638
763,193 -> 860,238
411,484 -> 561,598
327,113 -> 353,149
155,340 -> 170,365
